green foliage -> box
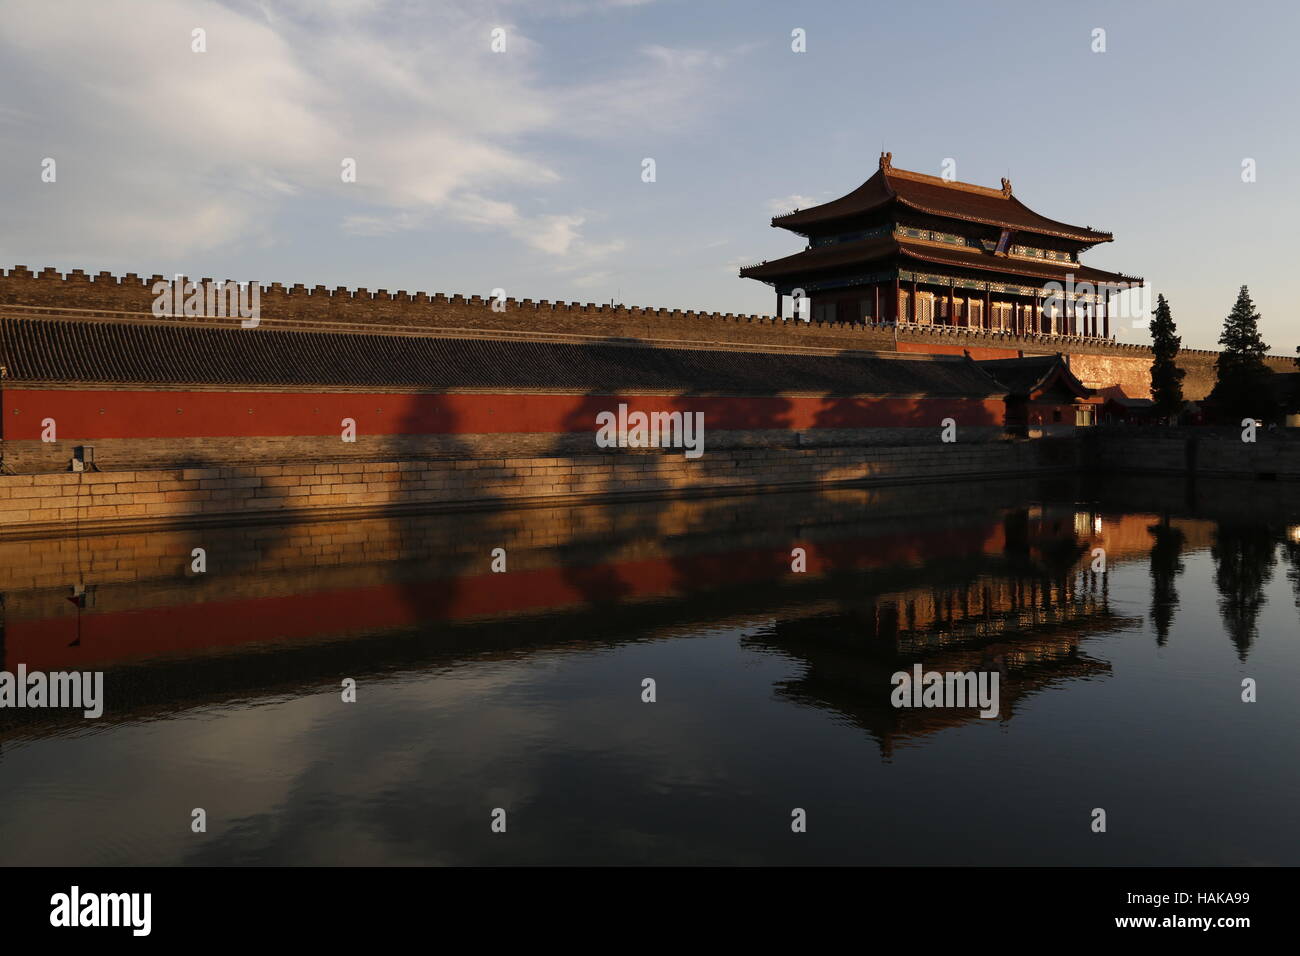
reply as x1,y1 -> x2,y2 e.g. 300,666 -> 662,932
1148,294 -> 1185,420
1210,285 -> 1276,421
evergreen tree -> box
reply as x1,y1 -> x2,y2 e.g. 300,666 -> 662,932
1210,285 -> 1275,421
1290,345 -> 1300,414
1148,294 -> 1185,421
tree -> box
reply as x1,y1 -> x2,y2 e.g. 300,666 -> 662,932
1210,285 -> 1275,421
1289,345 -> 1300,415
1148,294 -> 1185,421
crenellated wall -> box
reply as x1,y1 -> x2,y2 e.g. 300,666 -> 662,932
2,266 -> 1290,404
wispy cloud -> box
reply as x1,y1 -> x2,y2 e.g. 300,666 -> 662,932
766,194 -> 818,215
0,0 -> 728,264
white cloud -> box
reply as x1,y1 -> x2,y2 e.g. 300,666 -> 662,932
0,0 -> 726,265
571,271 -> 613,289
766,194 -> 818,215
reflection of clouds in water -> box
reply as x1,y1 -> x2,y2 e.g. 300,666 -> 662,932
170,630 -> 783,865
0,600 -> 946,863
0,695 -> 331,865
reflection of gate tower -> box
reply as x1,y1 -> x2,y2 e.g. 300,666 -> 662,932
753,590 -> 1135,758
741,152 -> 1141,334
747,507 -> 1140,757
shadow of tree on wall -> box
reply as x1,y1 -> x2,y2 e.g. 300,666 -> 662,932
537,337 -> 796,609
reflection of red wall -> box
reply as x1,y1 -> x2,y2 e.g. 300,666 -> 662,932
6,523 -> 1007,670
3,390 -> 1007,439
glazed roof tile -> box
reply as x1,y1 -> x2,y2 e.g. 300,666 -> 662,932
772,162 -> 1112,244
740,235 -> 1137,286
0,317 -> 1007,398
976,355 -> 1094,399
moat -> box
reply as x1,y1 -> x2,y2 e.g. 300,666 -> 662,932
0,474 -> 1296,865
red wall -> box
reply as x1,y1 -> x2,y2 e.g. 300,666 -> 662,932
2,389 -> 1008,439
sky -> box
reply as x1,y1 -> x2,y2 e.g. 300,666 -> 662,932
0,0 -> 1296,351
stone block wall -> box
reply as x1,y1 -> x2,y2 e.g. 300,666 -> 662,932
1086,428 -> 1300,478
0,425 -> 1012,474
0,440 -> 1079,533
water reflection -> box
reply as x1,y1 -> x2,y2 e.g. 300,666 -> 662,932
2,474 -> 1299,864
1212,523 -> 1277,660
1147,516 -> 1185,647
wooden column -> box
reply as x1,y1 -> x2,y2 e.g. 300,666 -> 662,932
874,283 -> 881,325
1103,294 -> 1110,339
892,276 -> 900,323
777,289 -> 783,319
984,288 -> 991,330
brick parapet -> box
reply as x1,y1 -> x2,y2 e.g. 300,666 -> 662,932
6,265 -> 1288,366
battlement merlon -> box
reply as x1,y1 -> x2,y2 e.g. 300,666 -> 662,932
0,265 -> 1289,366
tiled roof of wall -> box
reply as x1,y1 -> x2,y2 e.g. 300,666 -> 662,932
0,317 -> 1006,397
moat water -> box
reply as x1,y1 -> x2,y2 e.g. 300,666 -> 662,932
1,474 -> 1297,865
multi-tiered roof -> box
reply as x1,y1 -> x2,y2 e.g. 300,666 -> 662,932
741,152 -> 1139,294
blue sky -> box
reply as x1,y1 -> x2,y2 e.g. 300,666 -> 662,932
1,0 -> 1295,349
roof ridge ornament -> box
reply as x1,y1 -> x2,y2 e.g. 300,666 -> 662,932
879,151 -> 893,171
1001,177 -> 1012,198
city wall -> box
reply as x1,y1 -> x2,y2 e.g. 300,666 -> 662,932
2,267 -> 1296,533
3,266 -> 1289,402
1086,428 -> 1300,480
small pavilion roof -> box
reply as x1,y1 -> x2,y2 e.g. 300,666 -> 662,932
1104,395 -> 1155,408
976,355 -> 1096,402
771,153 -> 1113,245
